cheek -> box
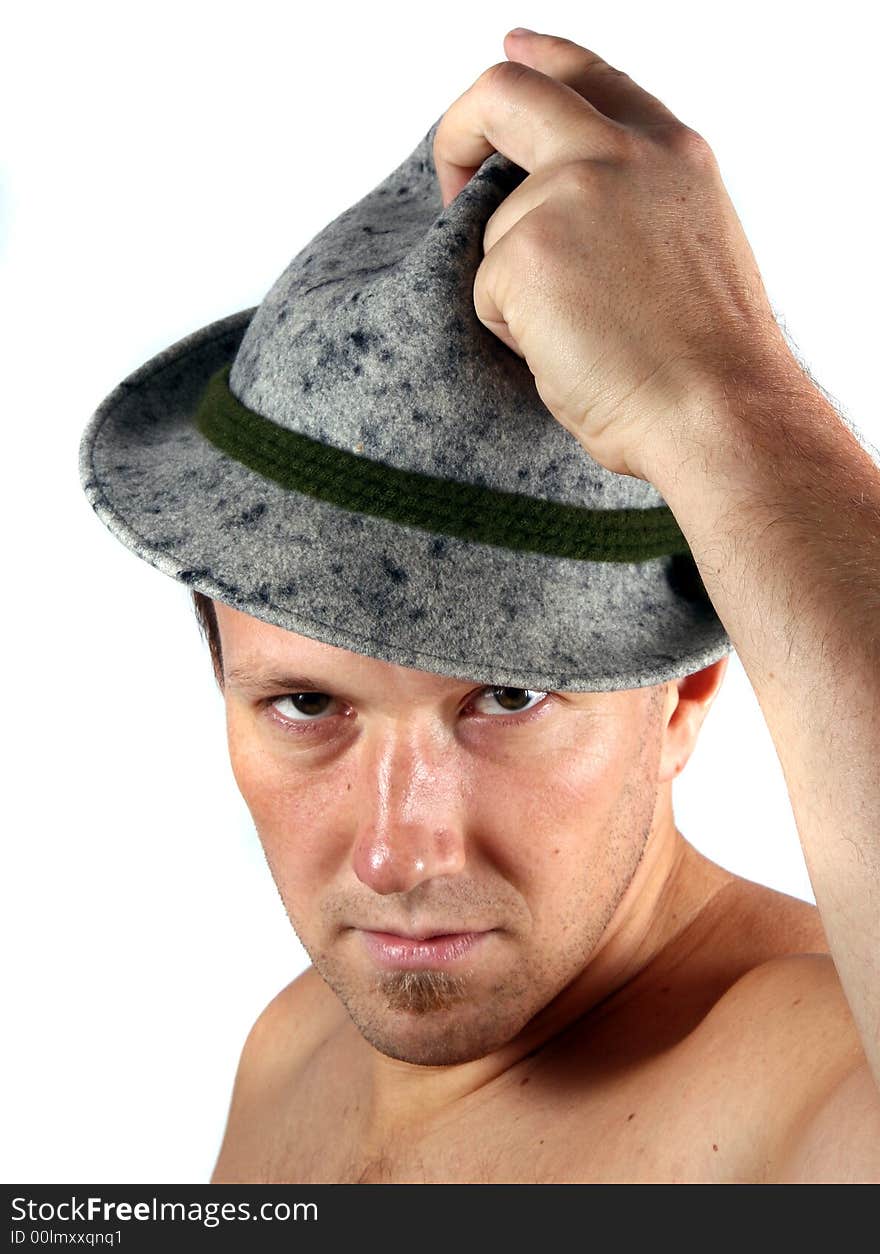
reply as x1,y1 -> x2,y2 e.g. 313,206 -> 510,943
507,725 -> 630,839
499,721 -> 658,910
225,713 -> 345,882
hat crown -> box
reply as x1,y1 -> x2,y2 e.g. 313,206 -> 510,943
228,118 -> 664,512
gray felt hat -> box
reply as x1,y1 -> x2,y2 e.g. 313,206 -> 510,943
79,115 -> 732,693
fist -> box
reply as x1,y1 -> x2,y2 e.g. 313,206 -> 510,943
433,31 -> 795,481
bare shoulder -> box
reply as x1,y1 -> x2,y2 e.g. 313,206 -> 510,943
243,965 -> 332,1064
703,949 -> 860,1047
694,873 -> 860,1083
655,867 -> 878,1182
211,966 -> 332,1183
689,890 -> 878,1182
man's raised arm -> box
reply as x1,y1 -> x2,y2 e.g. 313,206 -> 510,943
432,28 -> 880,1138
645,346 -> 880,1086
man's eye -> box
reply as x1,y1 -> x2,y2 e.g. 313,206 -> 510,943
472,687 -> 548,717
270,693 -> 338,721
267,687 -> 549,727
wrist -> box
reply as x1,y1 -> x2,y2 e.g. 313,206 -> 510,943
634,348 -> 821,496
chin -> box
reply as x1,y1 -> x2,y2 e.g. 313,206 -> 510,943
347,975 -> 538,1066
356,1009 -> 516,1067
307,941 -> 541,1064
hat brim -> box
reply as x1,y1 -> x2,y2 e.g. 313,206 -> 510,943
80,307 -> 732,693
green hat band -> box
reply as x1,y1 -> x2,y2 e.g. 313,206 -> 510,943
194,362 -> 690,564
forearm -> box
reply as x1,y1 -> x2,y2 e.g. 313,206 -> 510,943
643,362 -> 880,1083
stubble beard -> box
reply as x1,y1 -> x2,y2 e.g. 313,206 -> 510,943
371,966 -> 473,1014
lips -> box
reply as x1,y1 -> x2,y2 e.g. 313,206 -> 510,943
360,929 -> 491,969
360,925 -> 483,940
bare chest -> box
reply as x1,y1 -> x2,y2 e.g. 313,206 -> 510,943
246,1044 -> 768,1184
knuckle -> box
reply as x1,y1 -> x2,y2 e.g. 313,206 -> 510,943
556,128 -> 639,180
669,124 -> 717,167
604,124 -> 643,162
509,207 -> 552,259
551,158 -> 600,198
576,51 -> 633,86
479,59 -> 531,95
596,59 -> 629,79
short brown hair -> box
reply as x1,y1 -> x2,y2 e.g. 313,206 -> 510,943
192,590 -> 224,689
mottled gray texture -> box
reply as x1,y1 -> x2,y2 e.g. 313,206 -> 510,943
230,117 -> 662,511
79,118 -> 733,693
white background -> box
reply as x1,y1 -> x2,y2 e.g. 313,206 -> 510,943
2,0 -> 878,1183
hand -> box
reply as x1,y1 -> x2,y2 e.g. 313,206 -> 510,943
433,29 -> 798,481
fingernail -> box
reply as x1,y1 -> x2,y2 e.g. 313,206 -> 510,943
508,27 -> 537,37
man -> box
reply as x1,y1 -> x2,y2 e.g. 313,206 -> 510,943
80,29 -> 880,1183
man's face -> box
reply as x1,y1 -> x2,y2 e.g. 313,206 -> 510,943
214,601 -> 671,1067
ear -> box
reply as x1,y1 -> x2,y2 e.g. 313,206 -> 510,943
656,654 -> 730,784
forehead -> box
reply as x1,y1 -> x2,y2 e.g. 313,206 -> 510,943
211,600 -> 652,714
215,600 -> 344,660
214,600 -> 448,687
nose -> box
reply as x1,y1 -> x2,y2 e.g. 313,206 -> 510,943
351,721 -> 468,895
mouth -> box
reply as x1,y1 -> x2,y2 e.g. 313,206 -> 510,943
358,929 -> 492,969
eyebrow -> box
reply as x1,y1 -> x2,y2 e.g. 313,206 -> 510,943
223,665 -> 332,694
222,664 -> 494,702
